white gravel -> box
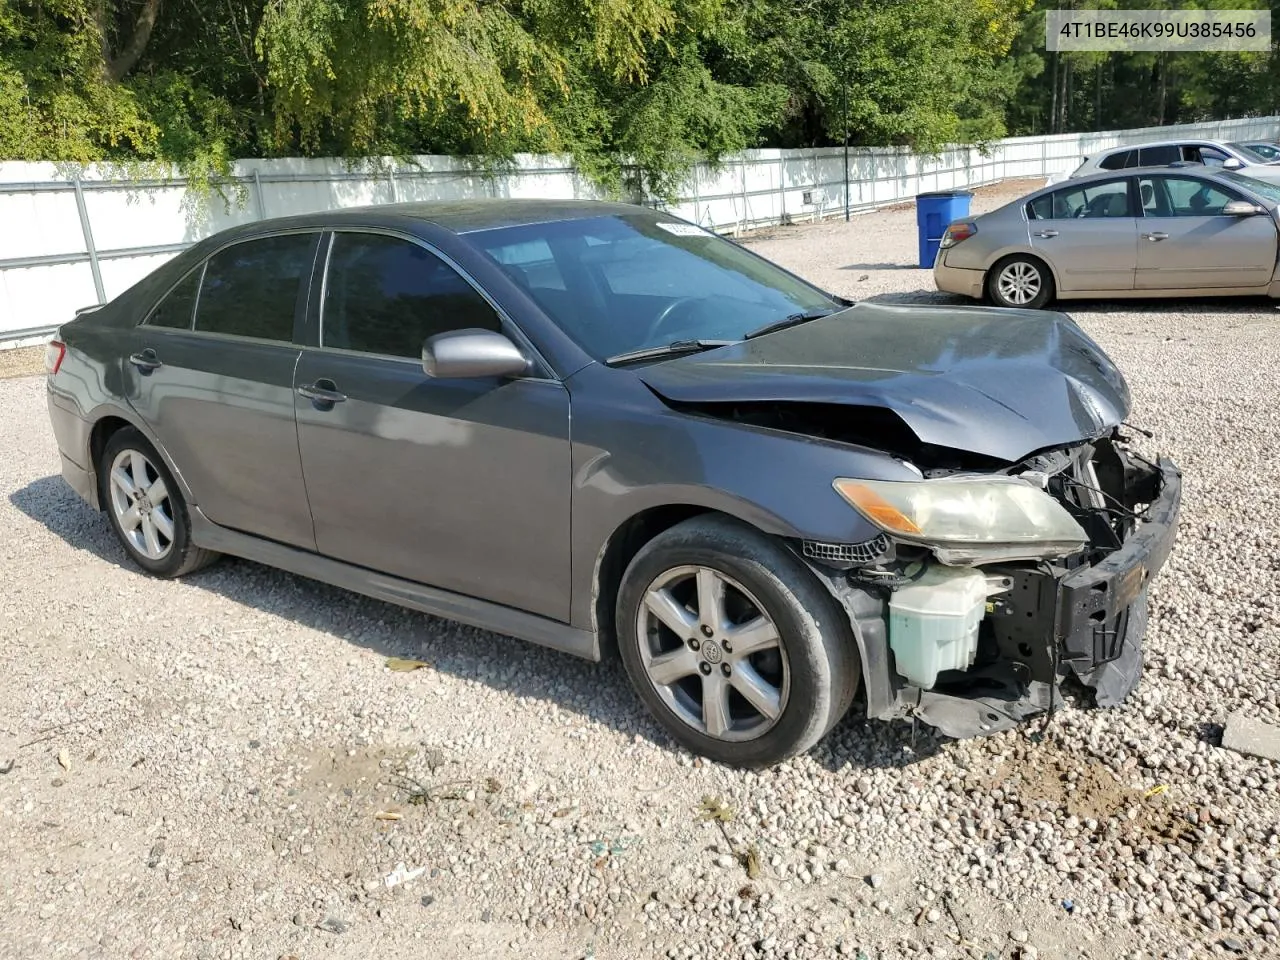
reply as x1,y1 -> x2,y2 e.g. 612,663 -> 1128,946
2,182 -> 1278,960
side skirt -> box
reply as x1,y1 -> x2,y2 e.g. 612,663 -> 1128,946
189,511 -> 599,662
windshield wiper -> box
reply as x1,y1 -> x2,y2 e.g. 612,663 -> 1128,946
744,308 -> 840,340
605,339 -> 737,365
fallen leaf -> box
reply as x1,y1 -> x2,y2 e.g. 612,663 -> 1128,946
56,749 -> 70,772
696,795 -> 736,823
386,657 -> 430,672
373,810 -> 402,821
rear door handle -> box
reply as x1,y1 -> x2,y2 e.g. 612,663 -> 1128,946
1142,231 -> 1169,242
128,350 -> 162,372
297,379 -> 347,406
1033,229 -> 1059,238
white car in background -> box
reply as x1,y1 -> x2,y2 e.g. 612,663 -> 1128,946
1049,138 -> 1280,186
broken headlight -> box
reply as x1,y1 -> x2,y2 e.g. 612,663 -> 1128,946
832,475 -> 1088,565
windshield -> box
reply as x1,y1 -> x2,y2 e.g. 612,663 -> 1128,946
1229,142 -> 1280,163
1218,170 -> 1280,203
467,214 -> 839,360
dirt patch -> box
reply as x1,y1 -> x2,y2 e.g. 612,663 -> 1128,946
0,346 -> 44,379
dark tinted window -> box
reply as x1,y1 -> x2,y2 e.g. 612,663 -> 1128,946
1098,149 -> 1135,171
322,233 -> 501,358
1027,179 -> 1132,220
195,233 -> 316,341
146,269 -> 200,329
1138,145 -> 1182,166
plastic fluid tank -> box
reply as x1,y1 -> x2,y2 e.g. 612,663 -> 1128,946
888,565 -> 989,689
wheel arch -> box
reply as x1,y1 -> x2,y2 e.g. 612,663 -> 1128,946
984,249 -> 1060,301
83,405 -> 196,512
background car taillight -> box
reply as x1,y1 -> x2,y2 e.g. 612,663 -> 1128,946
45,340 -> 66,375
939,222 -> 977,248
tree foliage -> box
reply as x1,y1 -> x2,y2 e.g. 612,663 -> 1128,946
1,0 -> 1278,200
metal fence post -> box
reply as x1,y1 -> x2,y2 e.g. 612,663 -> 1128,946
252,170 -> 267,219
72,178 -> 106,304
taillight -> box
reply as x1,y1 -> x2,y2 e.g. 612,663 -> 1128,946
939,222 -> 977,248
45,340 -> 66,375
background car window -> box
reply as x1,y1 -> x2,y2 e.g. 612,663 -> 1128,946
1098,149 -> 1136,171
322,233 -> 502,358
1138,145 -> 1182,166
195,233 -> 315,341
1197,146 -> 1230,166
1027,179 -> 1132,220
145,269 -> 200,329
1139,177 -> 1240,217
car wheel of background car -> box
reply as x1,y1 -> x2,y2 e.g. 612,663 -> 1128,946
987,254 -> 1053,309
616,515 -> 860,767
99,426 -> 218,578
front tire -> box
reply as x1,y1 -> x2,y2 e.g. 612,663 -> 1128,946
99,427 -> 218,578
987,254 -> 1054,309
616,516 -> 860,767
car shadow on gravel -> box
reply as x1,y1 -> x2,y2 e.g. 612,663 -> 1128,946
11,474 -> 935,771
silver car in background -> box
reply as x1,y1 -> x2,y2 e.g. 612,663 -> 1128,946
1067,138 -> 1280,181
934,166 -> 1280,308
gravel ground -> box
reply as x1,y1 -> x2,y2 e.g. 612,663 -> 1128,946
2,180 -> 1278,960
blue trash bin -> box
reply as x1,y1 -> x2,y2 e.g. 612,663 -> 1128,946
916,191 -> 973,268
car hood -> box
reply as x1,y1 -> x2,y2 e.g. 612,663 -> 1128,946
638,302 -> 1131,464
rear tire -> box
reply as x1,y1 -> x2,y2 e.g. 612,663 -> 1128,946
987,254 -> 1054,309
615,515 -> 860,767
99,427 -> 218,578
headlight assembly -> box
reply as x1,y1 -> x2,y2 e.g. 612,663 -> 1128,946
833,475 -> 1088,564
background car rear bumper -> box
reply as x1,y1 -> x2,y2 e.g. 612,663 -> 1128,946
932,260 -> 984,299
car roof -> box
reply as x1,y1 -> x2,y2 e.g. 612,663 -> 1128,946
1095,138 -> 1228,152
1061,165 -> 1225,187
255,198 -> 650,235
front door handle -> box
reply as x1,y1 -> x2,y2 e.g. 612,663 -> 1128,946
128,349 -> 162,372
297,379 -> 347,406
1033,229 -> 1059,238
1142,231 -> 1169,242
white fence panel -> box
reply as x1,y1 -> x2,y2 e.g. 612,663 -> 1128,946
3,114 -> 1279,342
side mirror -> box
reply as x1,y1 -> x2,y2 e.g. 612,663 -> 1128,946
1222,157 -> 1245,171
422,329 -> 531,379
1222,200 -> 1264,216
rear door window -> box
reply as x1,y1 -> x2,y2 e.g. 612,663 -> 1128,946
1138,145 -> 1182,166
1027,179 -> 1132,220
321,232 -> 503,359
194,233 -> 318,342
145,269 -> 200,330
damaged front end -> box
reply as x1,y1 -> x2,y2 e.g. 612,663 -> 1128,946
803,434 -> 1181,739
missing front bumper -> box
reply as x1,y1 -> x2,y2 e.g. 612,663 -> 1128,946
812,453 -> 1182,740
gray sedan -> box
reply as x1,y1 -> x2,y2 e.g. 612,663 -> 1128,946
45,199 -> 1179,766
934,166 -> 1280,308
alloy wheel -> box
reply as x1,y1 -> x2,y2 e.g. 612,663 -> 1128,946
636,564 -> 789,742
107,448 -> 175,561
996,261 -> 1042,305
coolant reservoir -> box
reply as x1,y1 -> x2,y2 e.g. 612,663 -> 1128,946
888,565 -> 989,690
